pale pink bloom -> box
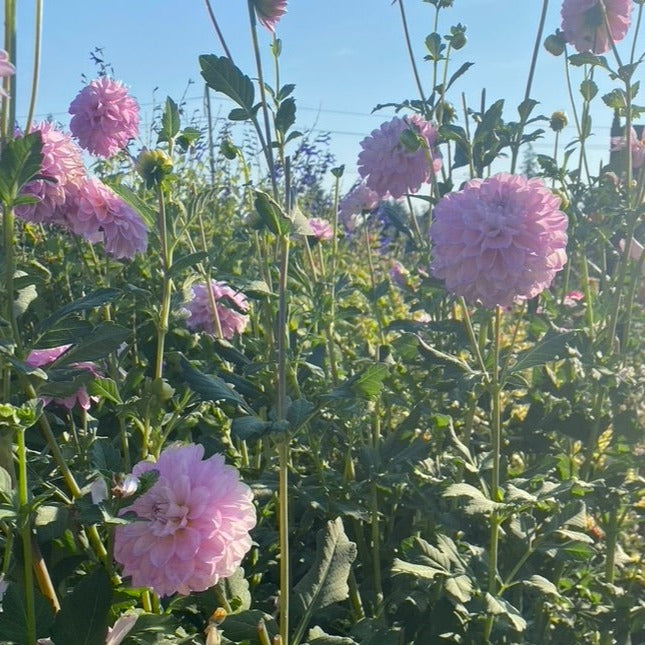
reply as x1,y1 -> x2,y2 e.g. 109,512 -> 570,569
338,183 -> 380,231
358,115 -> 442,199
183,281 -> 249,340
0,49 -> 15,98
563,290 -> 585,307
71,178 -> 148,258
430,173 -> 568,308
309,217 -> 333,241
106,614 -> 138,645
389,260 -> 410,287
113,443 -> 256,597
611,127 -> 645,170
561,0 -> 632,54
253,0 -> 287,32
69,77 -> 139,157
90,478 -> 109,505
25,344 -> 99,410
16,122 -> 86,226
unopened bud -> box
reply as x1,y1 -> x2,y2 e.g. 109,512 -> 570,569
544,32 -> 566,56
550,111 -> 568,132
137,148 -> 173,188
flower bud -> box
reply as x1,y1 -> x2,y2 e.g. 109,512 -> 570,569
136,148 -> 173,188
544,32 -> 566,56
550,111 -> 568,132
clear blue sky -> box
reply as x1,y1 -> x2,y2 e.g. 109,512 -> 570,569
9,1 -> 630,188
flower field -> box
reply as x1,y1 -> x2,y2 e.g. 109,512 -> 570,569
0,1 -> 643,643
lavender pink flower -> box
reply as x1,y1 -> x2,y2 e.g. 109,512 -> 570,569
358,115 -> 441,199
0,49 -> 15,98
113,443 -> 256,596
253,0 -> 288,32
69,77 -> 139,158
430,173 -> 568,308
70,177 -> 148,259
338,183 -> 380,231
561,0 -> 632,54
25,344 -> 99,410
611,127 -> 644,170
309,217 -> 333,241
183,281 -> 249,340
15,122 -> 86,226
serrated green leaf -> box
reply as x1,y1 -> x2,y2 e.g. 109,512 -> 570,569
220,609 -> 278,645
506,330 -> 577,375
231,415 -> 273,441
106,183 -> 156,229
524,575 -> 561,598
254,190 -> 289,235
0,132 -> 43,207
158,96 -> 180,143
51,323 -> 129,365
0,583 -> 54,644
200,54 -> 255,113
88,377 -> 122,405
168,251 -> 209,277
275,97 -> 296,136
293,518 -> 357,645
485,593 -> 527,632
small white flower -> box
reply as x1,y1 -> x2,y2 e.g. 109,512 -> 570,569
90,477 -> 109,505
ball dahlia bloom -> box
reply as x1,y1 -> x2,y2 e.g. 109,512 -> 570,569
69,77 -> 139,158
611,127 -> 645,170
113,443 -> 256,597
0,49 -> 15,98
253,0 -> 287,32
561,0 -> 632,54
309,217 -> 333,241
338,183 -> 380,231
183,281 -> 249,339
70,178 -> 148,259
430,174 -> 568,308
16,122 -> 86,226
25,344 -> 99,410
358,115 -> 442,199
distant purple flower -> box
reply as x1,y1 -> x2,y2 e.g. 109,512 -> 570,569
0,49 -> 15,98
253,0 -> 287,32
358,115 -> 441,199
69,77 -> 139,157
561,0 -> 631,54
389,260 -> 410,287
16,122 -> 86,226
25,344 -> 99,410
71,178 -> 148,259
430,174 -> 568,308
338,183 -> 380,231
309,217 -> 333,241
183,281 -> 249,340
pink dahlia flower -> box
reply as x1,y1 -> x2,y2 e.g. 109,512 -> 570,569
338,183 -> 380,231
183,281 -> 249,340
0,49 -> 15,98
71,178 -> 148,259
69,77 -> 139,158
253,0 -> 287,32
309,217 -> 333,241
25,344 -> 99,410
561,0 -> 632,54
430,173 -> 568,308
113,443 -> 256,596
389,260 -> 410,287
611,127 -> 645,170
16,122 -> 86,226
358,115 -> 442,199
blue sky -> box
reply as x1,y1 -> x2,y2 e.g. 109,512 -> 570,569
10,1 -> 632,189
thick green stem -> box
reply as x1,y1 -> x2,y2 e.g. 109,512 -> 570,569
17,427 -> 36,644
25,0 -> 42,132
154,188 -> 172,382
604,506 -> 618,584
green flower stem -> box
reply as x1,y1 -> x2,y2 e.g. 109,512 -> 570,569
247,0 -> 279,199
277,234 -> 290,645
396,0 -> 429,118
604,506 -> 618,584
1,0 -> 16,140
620,249 -> 645,353
16,427 -> 36,643
325,173 -> 342,385
580,251 -> 595,340
25,0 -> 42,132
460,298 -> 487,375
369,400 -> 383,614
154,187 -> 173,382
483,306 -> 503,641
204,0 -> 235,62
563,49 -> 591,181
510,0 -> 549,173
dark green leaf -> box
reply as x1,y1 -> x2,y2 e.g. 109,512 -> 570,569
38,288 -> 122,333
220,610 -> 278,645
275,97 -> 296,136
51,323 -> 130,365
106,183 -> 156,229
506,330 -> 578,375
231,415 -> 273,441
88,377 -> 123,405
0,132 -> 43,206
0,583 -> 54,644
200,54 -> 255,113
168,251 -> 209,277
158,96 -> 180,143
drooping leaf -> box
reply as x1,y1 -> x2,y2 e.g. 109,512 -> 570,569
484,593 -> 527,632
51,567 -> 113,645
506,330 -> 578,375
523,574 -> 561,598
200,54 -> 255,114
88,377 -> 123,405
293,518 -> 357,643
38,288 -> 123,333
168,251 -> 209,277
106,182 -> 156,229
51,323 -> 130,365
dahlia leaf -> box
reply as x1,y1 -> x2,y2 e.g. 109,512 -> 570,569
157,96 -> 180,144
168,251 -> 209,277
218,609 -> 278,644
51,566 -> 112,645
484,594 -> 527,632
35,319 -> 93,349
444,61 -> 474,93
277,83 -> 296,101
0,582 -> 54,644
568,53 -> 610,70
506,330 -> 578,376
275,97 -> 297,137
523,575 -> 561,598
200,54 -> 255,114
107,182 -> 156,229
38,287 -> 122,333
293,518 -> 357,645
0,131 -> 43,206
307,626 -> 359,644
230,415 -> 273,441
